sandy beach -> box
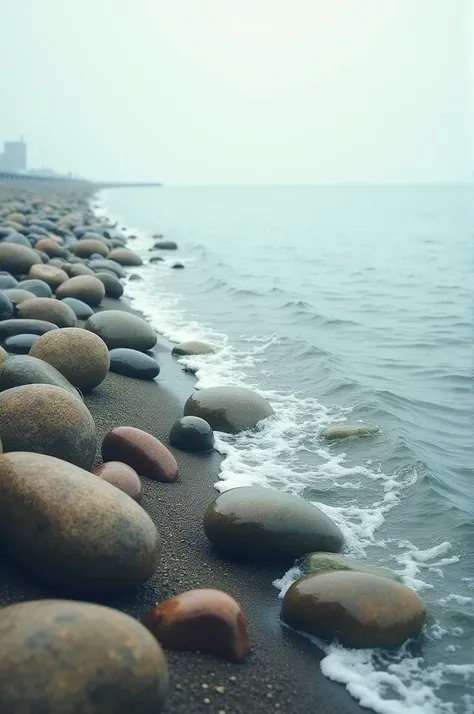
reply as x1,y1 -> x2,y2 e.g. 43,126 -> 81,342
0,183 -> 364,714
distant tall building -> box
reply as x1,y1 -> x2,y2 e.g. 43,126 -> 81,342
0,139 -> 27,172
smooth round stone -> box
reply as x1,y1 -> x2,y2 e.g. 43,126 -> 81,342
203,487 -> 344,563
88,258 -> 126,278
3,333 -> 40,354
30,327 -> 110,391
102,426 -> 178,483
0,600 -> 168,714
5,211 -> 26,224
299,552 -> 402,582
172,340 -> 214,356
95,271 -> 124,298
107,248 -> 143,266
55,275 -> 106,307
321,423 -> 380,440
65,262 -> 96,277
29,263 -> 69,289
0,291 -> 14,320
31,218 -> 57,231
85,310 -> 157,351
169,416 -> 214,452
184,386 -> 273,434
92,461 -> 143,503
171,262 -> 184,269
0,453 -> 161,594
16,278 -> 53,297
153,240 -> 177,250
281,571 -> 426,649
1,220 -> 24,232
0,243 -> 41,275
129,273 -> 143,281
34,237 -> 68,258
72,238 -> 109,257
17,297 -> 77,328
149,255 -> 164,263
0,318 -> 59,340
143,589 -> 249,662
0,231 -> 31,247
0,384 -> 96,468
28,226 -> 48,237
109,348 -> 160,380
59,296 -> 94,320
0,354 -> 78,396
0,345 -> 8,365
0,273 -> 18,289
46,257 -> 67,269
3,288 -> 37,305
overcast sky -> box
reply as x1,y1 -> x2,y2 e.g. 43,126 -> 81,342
0,0 -> 470,183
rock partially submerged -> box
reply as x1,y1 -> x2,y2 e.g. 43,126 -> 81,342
184,386 -> 273,433
321,423 -> 379,440
299,552 -> 402,582
204,486 -> 344,562
172,340 -> 214,356
281,571 -> 426,648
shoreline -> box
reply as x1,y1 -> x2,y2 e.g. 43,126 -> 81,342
0,181 -> 364,714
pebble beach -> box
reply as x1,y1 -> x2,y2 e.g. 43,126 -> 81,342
0,180 -> 431,714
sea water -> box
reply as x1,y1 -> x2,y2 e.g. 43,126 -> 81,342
99,185 -> 473,714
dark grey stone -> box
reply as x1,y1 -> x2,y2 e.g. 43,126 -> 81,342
0,319 -> 59,340
153,240 -> 178,250
88,258 -> 126,278
169,416 -> 214,452
84,310 -> 157,351
0,274 -> 18,290
2,334 -> 40,354
16,279 -> 53,298
0,355 -> 79,397
109,348 -> 160,380
0,292 -> 14,321
59,297 -> 94,320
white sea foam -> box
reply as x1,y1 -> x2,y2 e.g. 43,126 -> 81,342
95,194 -> 471,714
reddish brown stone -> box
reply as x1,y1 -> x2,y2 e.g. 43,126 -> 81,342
92,461 -> 143,503
34,238 -> 68,258
143,589 -> 249,662
101,426 -> 178,483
